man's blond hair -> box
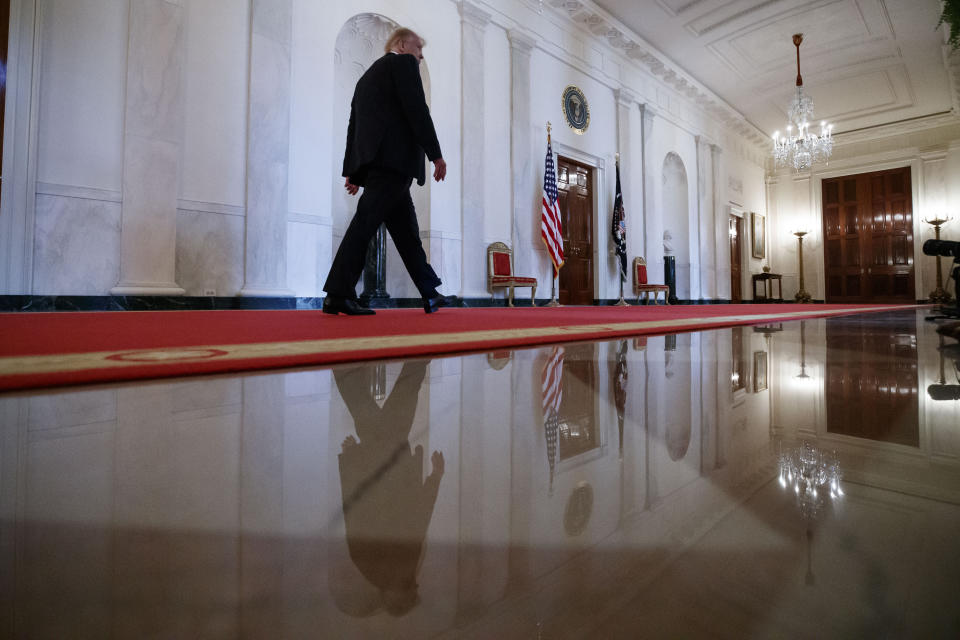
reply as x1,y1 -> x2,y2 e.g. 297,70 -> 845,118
384,27 -> 425,54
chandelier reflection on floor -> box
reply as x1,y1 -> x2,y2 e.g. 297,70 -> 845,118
777,441 -> 842,519
772,34 -> 833,171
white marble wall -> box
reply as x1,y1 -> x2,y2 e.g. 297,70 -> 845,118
33,193 -> 121,295
175,207 -> 244,297
286,217 -> 331,298
10,0 -> 798,300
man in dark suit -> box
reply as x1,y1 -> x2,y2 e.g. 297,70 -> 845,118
323,28 -> 458,316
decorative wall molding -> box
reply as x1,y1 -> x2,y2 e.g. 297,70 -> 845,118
918,148 -> 948,163
833,112 -> 960,147
0,0 -> 43,294
420,229 -> 464,241
288,212 -> 333,226
37,182 -> 123,203
944,45 -> 960,117
177,199 -> 245,217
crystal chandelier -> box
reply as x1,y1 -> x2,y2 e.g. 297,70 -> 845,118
777,441 -> 842,520
772,34 -> 833,171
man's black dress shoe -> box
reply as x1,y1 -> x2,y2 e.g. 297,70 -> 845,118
323,296 -> 375,316
423,294 -> 458,314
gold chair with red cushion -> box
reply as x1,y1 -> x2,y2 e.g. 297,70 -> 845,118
633,257 -> 670,305
487,242 -> 537,307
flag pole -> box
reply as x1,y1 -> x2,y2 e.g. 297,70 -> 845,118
545,121 -> 561,307
614,152 -> 630,306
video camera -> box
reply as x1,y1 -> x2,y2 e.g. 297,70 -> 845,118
923,239 -> 960,259
924,239 -> 960,318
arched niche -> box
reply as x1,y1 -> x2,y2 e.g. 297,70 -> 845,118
331,15 -> 432,297
661,153 -> 690,300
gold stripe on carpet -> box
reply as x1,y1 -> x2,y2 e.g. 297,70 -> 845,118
0,306 -> 907,378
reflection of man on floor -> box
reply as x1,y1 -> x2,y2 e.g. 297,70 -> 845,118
334,360 -> 444,617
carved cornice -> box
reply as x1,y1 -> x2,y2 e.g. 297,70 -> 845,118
546,0 -> 768,152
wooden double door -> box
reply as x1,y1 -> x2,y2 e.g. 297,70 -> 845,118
557,157 -> 594,306
822,167 -> 914,303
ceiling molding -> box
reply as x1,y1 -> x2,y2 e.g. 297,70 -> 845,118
831,112 -> 960,147
545,0 -> 770,151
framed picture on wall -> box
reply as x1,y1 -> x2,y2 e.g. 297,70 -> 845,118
751,212 -> 766,259
753,350 -> 768,392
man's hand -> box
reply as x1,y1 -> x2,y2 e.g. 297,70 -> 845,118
344,177 -> 359,196
430,450 -> 445,476
341,435 -> 358,451
432,158 -> 447,183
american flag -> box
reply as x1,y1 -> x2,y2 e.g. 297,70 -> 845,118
611,160 -> 627,281
541,140 -> 564,275
541,345 -> 564,494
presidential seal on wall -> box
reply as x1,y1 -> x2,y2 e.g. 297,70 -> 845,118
561,85 -> 590,135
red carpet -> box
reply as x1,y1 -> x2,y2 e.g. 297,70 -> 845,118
0,304 -> 914,391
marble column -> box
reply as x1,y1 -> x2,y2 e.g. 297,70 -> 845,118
240,0 -> 294,297
508,30 -> 535,279
460,2 -> 490,298
111,0 -> 186,296
639,103 -> 658,280
695,135 -> 716,300
711,145 -> 729,299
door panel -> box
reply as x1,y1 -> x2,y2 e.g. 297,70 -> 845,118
729,214 -> 742,303
822,167 -> 914,303
557,158 -> 594,306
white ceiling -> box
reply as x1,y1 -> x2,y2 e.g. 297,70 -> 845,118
587,0 -> 955,138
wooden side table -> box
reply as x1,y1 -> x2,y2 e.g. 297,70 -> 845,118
752,272 -> 783,303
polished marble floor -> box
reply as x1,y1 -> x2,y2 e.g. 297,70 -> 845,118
1,309 -> 959,638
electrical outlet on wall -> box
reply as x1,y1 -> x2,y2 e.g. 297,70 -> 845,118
203,289 -> 216,297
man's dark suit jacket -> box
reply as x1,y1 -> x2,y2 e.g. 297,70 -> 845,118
342,53 -> 442,187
